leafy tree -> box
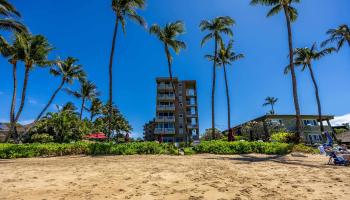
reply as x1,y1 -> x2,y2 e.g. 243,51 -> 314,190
263,96 -> 278,114
0,0 -> 27,33
108,0 -> 147,135
65,80 -> 99,120
149,21 -> 188,142
250,0 -> 302,143
200,16 -> 235,139
322,24 -> 350,52
201,128 -> 223,141
285,43 -> 335,132
61,102 -> 78,113
207,40 -> 244,141
36,57 -> 86,121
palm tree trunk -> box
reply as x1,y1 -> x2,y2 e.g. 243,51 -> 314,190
80,97 -> 85,120
35,78 -> 65,122
307,64 -> 324,132
7,61 -> 17,142
14,66 -> 30,123
271,104 -> 275,114
223,63 -> 232,142
108,17 -> 119,137
211,37 -> 218,139
283,6 -> 302,143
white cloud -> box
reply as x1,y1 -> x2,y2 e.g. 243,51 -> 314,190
19,119 -> 34,125
330,113 -> 350,126
29,99 -> 38,105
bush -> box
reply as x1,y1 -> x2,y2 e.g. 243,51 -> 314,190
30,133 -> 54,143
291,144 -> 319,154
193,141 -> 291,155
270,132 -> 294,143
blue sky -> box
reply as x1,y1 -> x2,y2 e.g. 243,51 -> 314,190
1,0 -> 350,138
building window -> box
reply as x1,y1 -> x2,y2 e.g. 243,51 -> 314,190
303,120 -> 317,126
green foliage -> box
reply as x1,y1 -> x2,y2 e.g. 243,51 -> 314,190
201,128 -> 224,141
334,128 -> 347,134
291,144 -> 320,154
270,132 -> 294,143
193,141 -> 291,155
30,133 -> 54,143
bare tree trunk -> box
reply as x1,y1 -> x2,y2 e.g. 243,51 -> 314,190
14,66 -> 30,122
108,17 -> 119,138
7,61 -> 17,142
211,37 -> 218,139
307,64 -> 324,132
283,6 -> 302,143
35,78 -> 65,122
80,97 -> 85,120
223,63 -> 233,142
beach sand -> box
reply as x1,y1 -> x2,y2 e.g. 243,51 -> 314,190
0,154 -> 349,200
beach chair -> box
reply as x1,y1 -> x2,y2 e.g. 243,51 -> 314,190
328,152 -> 350,166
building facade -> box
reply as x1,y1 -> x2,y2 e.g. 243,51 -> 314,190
150,77 -> 199,143
232,114 -> 334,144
143,119 -> 156,141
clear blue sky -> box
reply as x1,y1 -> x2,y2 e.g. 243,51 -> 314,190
1,0 -> 349,138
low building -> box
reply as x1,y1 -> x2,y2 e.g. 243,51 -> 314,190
232,114 -> 334,144
0,123 -> 10,142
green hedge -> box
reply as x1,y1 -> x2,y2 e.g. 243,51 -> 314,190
193,141 -> 291,155
1,141 -> 311,159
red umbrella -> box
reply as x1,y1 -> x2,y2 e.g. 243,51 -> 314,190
84,132 -> 107,139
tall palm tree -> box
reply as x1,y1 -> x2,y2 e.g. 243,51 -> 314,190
108,0 -> 147,135
285,43 -> 335,132
322,24 -> 350,52
35,57 -> 86,122
199,16 -> 235,139
65,80 -> 99,120
206,40 -> 244,141
149,21 -> 187,142
250,0 -> 302,142
0,0 -> 27,33
263,96 -> 278,114
0,34 -> 24,141
85,98 -> 103,121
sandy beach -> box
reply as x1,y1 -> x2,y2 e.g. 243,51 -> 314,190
0,154 -> 349,200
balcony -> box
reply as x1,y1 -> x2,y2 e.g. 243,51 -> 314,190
154,128 -> 175,134
158,94 -> 175,101
187,124 -> 198,129
186,112 -> 197,117
158,84 -> 173,90
157,105 -> 175,111
155,116 -> 175,122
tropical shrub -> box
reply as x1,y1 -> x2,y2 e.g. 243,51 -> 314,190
30,133 -> 54,143
193,141 -> 291,155
291,144 -> 319,154
270,132 -> 294,143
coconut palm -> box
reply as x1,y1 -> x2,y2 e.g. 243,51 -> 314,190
206,40 -> 244,141
199,16 -> 235,139
108,0 -> 147,134
149,21 -> 187,142
85,98 -> 103,121
250,0 -> 302,142
285,43 -> 335,132
35,57 -> 86,122
321,24 -> 350,52
0,0 -> 27,33
263,96 -> 278,114
65,80 -> 99,120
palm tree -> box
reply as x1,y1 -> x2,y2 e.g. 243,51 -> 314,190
65,80 -> 99,120
263,96 -> 278,114
199,16 -> 235,139
0,34 -> 24,141
35,57 -> 86,122
206,40 -> 244,141
85,98 -> 103,121
149,21 -> 187,142
322,24 -> 350,52
285,43 -> 335,132
250,0 -> 302,142
108,0 -> 146,135
0,0 -> 27,33
61,102 -> 78,113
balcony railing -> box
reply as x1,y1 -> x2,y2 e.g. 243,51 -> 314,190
158,84 -> 173,90
157,105 -> 175,111
156,116 -> 175,122
187,124 -> 198,129
154,128 -> 175,134
158,94 -> 175,100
